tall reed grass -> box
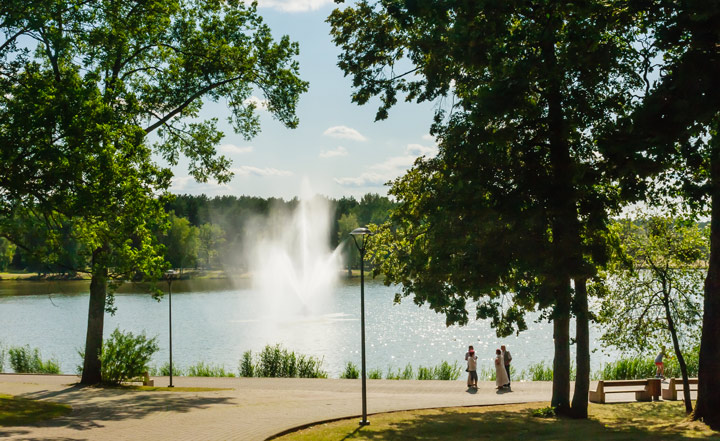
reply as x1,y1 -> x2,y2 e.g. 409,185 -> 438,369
240,344 -> 327,378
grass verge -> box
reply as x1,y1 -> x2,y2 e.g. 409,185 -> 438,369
273,401 -> 719,440
0,394 -> 71,426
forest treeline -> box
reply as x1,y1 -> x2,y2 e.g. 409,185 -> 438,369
0,193 -> 395,275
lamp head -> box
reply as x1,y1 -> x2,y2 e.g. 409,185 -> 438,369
350,227 -> 373,236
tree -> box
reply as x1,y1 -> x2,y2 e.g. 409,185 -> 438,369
162,213 -> 198,273
595,3 -> 720,427
329,0 -> 638,417
0,237 -> 15,271
0,0 -> 307,384
597,216 -> 706,413
337,212 -> 359,277
197,223 -> 225,269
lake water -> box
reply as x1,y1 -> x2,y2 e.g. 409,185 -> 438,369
0,278 -> 615,377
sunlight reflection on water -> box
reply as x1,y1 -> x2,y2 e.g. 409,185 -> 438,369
0,278 -> 616,377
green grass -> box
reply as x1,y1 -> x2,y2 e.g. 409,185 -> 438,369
0,394 -> 71,426
275,401 -> 719,441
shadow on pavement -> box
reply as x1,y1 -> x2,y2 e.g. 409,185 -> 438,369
15,386 -> 233,432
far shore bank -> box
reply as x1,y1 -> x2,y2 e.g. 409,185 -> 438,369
0,269 -> 378,282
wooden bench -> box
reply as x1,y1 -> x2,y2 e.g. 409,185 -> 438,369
589,379 -> 661,404
662,377 -> 698,401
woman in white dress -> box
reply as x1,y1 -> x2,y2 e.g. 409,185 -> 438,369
495,349 -> 509,389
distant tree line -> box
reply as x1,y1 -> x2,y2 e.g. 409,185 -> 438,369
0,193 -> 395,276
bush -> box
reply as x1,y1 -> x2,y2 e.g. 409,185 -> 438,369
0,343 -> 5,372
386,363 -> 414,380
244,344 -> 327,379
99,328 -> 159,385
433,361 -> 461,380
187,362 -> 234,377
417,366 -> 433,380
340,362 -> 360,379
532,406 -> 556,418
526,361 -> 553,381
8,345 -> 60,374
149,362 -> 184,377
239,350 -> 254,377
600,357 -> 654,380
368,368 -> 383,379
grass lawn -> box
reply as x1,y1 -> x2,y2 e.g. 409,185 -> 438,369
0,394 -> 71,426
275,402 -> 720,440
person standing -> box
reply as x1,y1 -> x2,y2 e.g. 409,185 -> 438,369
494,349 -> 509,390
465,345 -> 478,388
501,345 -> 512,388
655,347 -> 669,380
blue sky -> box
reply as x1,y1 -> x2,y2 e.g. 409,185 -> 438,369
170,0 -> 440,200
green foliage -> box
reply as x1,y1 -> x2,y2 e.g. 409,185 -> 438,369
149,363 -> 184,377
386,363 -> 414,380
597,217 -> 706,358
239,350 -> 254,377
187,362 -> 234,377
0,238 -> 16,271
525,361 -> 554,382
161,213 -> 198,271
600,358 -> 655,380
340,362 -> 360,379
367,368 -> 383,380
600,353 -> 699,380
97,329 -> 159,385
245,344 -> 327,379
8,345 -> 60,374
430,361 -> 462,381
532,406 -> 557,418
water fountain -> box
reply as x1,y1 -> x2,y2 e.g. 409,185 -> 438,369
246,182 -> 344,319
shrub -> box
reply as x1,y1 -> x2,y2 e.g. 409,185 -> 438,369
368,368 -> 383,379
526,361 -> 553,381
532,406 -> 556,418
0,342 -> 5,372
8,345 -> 60,374
244,344 -> 327,379
239,350 -> 254,377
601,357 -> 654,380
99,328 -> 159,385
187,362 -> 234,377
386,363 -> 414,380
149,362 -> 184,377
340,362 -> 359,379
433,361 -> 461,380
417,366 -> 433,380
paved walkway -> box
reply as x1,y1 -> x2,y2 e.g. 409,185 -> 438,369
0,374 -> 635,440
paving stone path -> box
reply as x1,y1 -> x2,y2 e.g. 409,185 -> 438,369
0,374 -> 629,440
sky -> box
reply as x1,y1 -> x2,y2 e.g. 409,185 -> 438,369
169,0 -> 440,200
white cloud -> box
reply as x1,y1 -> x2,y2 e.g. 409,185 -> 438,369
406,143 -> 438,157
219,144 -> 254,155
230,166 -> 293,177
319,146 -> 348,158
334,143 -> 438,188
171,175 -> 230,193
253,0 -> 334,12
323,125 -> 367,142
243,96 -> 268,110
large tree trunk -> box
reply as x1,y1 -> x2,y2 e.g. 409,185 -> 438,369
694,139 -> 720,428
80,248 -> 108,385
570,277 -> 590,418
551,283 -> 572,414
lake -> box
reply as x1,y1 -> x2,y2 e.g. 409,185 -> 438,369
0,278 -> 615,377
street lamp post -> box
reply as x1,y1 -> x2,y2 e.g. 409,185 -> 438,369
350,227 -> 373,427
165,269 -> 177,388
